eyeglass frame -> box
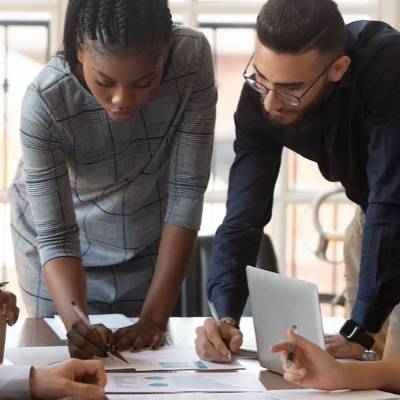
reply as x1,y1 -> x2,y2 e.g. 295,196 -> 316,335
242,53 -> 339,107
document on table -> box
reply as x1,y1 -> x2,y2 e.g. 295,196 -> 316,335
105,372 -> 265,393
107,390 -> 400,399
44,314 -> 134,340
5,345 -> 243,372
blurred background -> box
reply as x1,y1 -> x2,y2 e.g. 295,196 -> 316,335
0,0 -> 399,318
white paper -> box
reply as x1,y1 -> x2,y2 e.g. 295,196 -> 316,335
105,372 -> 265,393
323,317 -> 346,335
44,314 -> 134,340
107,390 -> 400,399
5,346 -> 70,368
103,345 -> 243,371
5,344 -> 243,372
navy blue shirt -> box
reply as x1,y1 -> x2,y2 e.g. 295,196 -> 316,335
208,21 -> 400,333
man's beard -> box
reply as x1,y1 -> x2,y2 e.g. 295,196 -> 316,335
262,82 -> 333,128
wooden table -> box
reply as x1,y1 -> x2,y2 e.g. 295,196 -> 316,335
5,316 -> 300,391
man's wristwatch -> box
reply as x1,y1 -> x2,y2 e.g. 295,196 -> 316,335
220,317 -> 240,330
340,319 -> 375,350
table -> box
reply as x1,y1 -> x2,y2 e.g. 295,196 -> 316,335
5,316 -> 300,390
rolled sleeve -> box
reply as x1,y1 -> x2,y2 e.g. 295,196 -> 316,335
0,365 -> 32,399
20,86 -> 80,266
165,34 -> 216,230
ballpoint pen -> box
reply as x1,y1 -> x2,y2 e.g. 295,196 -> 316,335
71,301 -> 129,364
287,324 -> 297,368
208,300 -> 232,360
0,282 -> 9,316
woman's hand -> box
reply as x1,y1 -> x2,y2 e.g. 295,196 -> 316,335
270,329 -> 345,391
67,321 -> 112,359
0,290 -> 19,326
110,318 -> 167,352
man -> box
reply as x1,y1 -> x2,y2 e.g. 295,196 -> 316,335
0,288 -> 106,399
196,0 -> 400,362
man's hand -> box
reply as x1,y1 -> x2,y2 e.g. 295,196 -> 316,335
67,321 -> 112,359
270,329 -> 345,391
30,358 -> 106,399
0,290 -> 19,326
110,318 -> 166,352
324,334 -> 366,359
195,318 -> 243,363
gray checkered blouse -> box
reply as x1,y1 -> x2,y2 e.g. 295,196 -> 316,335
9,25 -> 216,268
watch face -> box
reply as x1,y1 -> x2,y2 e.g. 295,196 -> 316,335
340,319 -> 358,338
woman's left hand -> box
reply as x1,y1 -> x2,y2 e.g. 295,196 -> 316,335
110,318 -> 167,352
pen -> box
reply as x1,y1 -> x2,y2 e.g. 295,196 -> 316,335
71,301 -> 129,364
287,324 -> 297,368
208,300 -> 231,360
0,282 -> 9,315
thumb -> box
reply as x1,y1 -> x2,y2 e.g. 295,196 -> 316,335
288,329 -> 316,352
67,381 -> 105,399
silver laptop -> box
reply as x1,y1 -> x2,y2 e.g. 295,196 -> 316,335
246,265 -> 325,374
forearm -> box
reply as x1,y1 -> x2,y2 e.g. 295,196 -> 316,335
43,257 -> 87,330
338,361 -> 400,393
140,223 -> 197,327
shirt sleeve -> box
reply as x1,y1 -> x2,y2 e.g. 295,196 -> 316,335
0,365 -> 32,399
20,86 -> 80,266
207,84 -> 283,322
351,39 -> 400,332
164,33 -> 217,231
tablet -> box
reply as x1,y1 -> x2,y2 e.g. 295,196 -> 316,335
246,265 -> 325,374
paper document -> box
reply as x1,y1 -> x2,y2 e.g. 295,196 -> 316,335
5,345 -> 243,372
102,345 -> 244,371
105,372 -> 265,393
44,314 -> 134,340
107,390 -> 400,399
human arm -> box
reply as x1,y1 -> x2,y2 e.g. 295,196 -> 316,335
43,257 -> 111,359
111,32 -> 216,351
196,84 -> 282,361
271,329 -> 400,393
20,87 -> 109,358
345,39 -> 400,335
111,224 -> 197,350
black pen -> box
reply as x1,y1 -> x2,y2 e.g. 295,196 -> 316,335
287,324 -> 298,368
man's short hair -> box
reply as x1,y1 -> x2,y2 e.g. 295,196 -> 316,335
257,0 -> 346,56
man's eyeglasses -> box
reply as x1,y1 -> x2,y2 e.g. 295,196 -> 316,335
242,54 -> 338,107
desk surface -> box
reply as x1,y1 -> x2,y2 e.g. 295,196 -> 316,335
5,316 -> 300,391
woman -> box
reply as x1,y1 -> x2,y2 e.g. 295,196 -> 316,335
9,0 -> 216,358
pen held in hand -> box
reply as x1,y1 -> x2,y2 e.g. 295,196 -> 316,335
208,300 -> 231,360
287,324 -> 298,368
70,301 -> 129,364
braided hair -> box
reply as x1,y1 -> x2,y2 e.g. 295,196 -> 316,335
63,0 -> 173,68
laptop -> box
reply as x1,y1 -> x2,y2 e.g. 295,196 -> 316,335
246,265 -> 325,374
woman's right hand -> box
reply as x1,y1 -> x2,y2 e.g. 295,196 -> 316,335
67,321 -> 112,359
269,329 -> 344,391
